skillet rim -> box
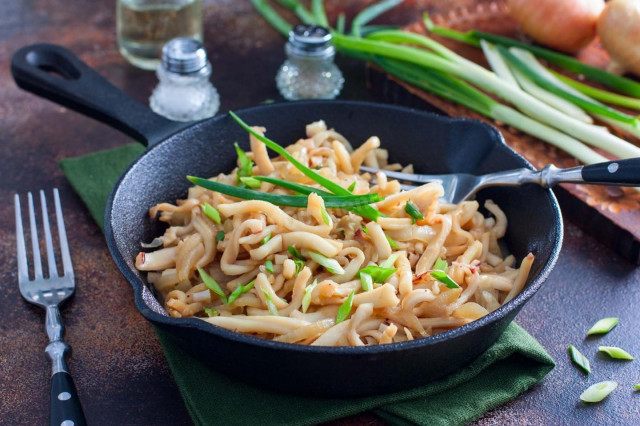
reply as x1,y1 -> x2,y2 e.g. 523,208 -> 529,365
104,99 -> 563,355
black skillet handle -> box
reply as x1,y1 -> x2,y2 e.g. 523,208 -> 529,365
50,371 -> 87,426
11,43 -> 191,146
581,158 -> 640,186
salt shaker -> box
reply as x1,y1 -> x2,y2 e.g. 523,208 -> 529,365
150,38 -> 220,122
276,25 -> 344,100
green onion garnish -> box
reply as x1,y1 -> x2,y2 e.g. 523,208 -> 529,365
188,176 -> 381,209
203,307 -> 219,317
201,202 -> 221,224
360,272 -> 373,292
347,181 -> 357,192
234,142 -> 254,183
308,251 -> 345,275
320,204 -> 331,225
265,260 -> 274,274
430,270 -> 460,289
288,245 -> 304,260
197,266 -> 227,304
227,280 -> 255,304
635,384 -> 640,391
216,230 -> 225,242
386,234 -> 399,248
262,288 -> 279,316
599,346 -> 634,360
568,345 -> 591,374
433,258 -> 448,271
380,253 -> 400,269
262,233 -> 272,245
405,200 -> 424,223
239,176 -> 262,188
587,318 -> 619,335
580,381 -> 617,403
336,290 -> 355,324
358,265 -> 397,283
250,175 -> 333,196
293,259 -> 305,276
302,279 -> 318,313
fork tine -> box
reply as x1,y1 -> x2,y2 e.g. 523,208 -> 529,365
359,166 -> 444,184
14,194 -> 30,283
40,190 -> 59,278
27,192 -> 44,280
53,189 -> 74,279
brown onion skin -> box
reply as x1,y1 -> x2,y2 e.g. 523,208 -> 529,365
507,0 -> 604,54
598,0 -> 640,76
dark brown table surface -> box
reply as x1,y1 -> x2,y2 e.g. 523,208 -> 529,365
2,1 -> 640,425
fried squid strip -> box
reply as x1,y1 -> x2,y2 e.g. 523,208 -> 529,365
250,126 -> 275,175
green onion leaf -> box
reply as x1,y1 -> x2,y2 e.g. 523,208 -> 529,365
201,202 -> 221,224
197,266 -> 227,304
250,0 -> 293,37
386,234 -> 399,248
188,176 -> 381,209
250,175 -> 333,196
262,288 -> 279,316
587,317 -> 619,335
360,272 -> 374,292
288,245 -> 304,260
430,270 -> 460,289
380,253 -> 400,269
320,204 -> 331,226
336,290 -> 355,324
302,279 -> 318,313
599,346 -> 634,360
239,176 -> 262,188
293,259 -> 305,276
308,251 -> 345,275
358,265 -> 397,283
216,230 -> 225,242
227,280 -> 255,304
580,381 -> 617,403
265,260 -> 274,274
568,345 -> 591,374
433,258 -> 448,271
347,181 -> 357,192
635,384 -> 640,391
405,200 -> 424,223
351,0 -> 403,37
262,233 -> 272,245
234,142 -> 254,182
203,307 -> 219,317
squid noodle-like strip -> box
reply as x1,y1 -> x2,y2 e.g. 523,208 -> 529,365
478,275 -> 513,291
503,253 -> 534,304
311,320 -> 351,346
347,303 -> 374,346
353,284 -> 399,308
379,323 -> 398,344
402,289 -> 437,310
396,252 -> 413,296
350,136 -> 380,171
249,126 -> 275,175
191,209 -> 217,267
149,198 -> 200,218
282,232 -> 342,258
332,247 -> 365,284
274,319 -> 335,343
306,120 -> 327,137
135,246 -> 177,271
203,315 -> 310,334
306,193 -> 332,229
176,233 -> 205,281
377,217 -> 414,231
451,240 -> 483,284
220,219 -> 263,275
447,273 -> 480,314
415,215 -> 452,275
218,200 -> 331,237
375,182 -> 443,211
255,273 -> 288,309
238,224 -> 277,245
365,221 -> 392,260
418,317 -> 469,328
485,200 -> 507,239
332,140 -> 353,174
249,234 -> 283,260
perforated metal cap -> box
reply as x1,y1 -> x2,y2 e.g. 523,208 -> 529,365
161,38 -> 208,74
287,24 -> 334,57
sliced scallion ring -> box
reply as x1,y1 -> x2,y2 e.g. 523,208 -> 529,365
301,279 -> 318,313
568,345 -> 591,374
580,381 -> 617,403
598,346 -> 634,360
308,251 -> 345,275
586,317 -> 619,335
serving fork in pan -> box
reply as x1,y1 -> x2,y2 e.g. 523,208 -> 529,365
362,157 -> 640,204
15,189 -> 87,426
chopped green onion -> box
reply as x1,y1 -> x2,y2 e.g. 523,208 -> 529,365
405,200 -> 424,224
227,280 -> 255,304
265,259 -> 274,274
203,307 -> 219,317
568,345 -> 591,374
188,176 -> 381,209
599,346 -> 634,360
262,233 -> 272,245
580,381 -> 617,403
635,384 -> 640,391
320,204 -> 331,225
262,288 -> 279,316
201,202 -> 221,224
347,181 -> 357,192
587,318 -> 619,335
386,234 -> 399,248
302,279 -> 318,313
293,259 -> 305,276
234,142 -> 254,184
358,265 -> 397,283
239,176 -> 262,188
216,230 -> 225,242
197,266 -> 227,304
380,253 -> 400,269
308,251 -> 345,275
336,290 -> 355,324
433,258 -> 448,271
360,272 -> 374,292
430,270 -> 460,289
288,245 -> 304,260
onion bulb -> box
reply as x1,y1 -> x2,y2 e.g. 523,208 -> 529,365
506,0 -> 604,53
598,0 -> 640,76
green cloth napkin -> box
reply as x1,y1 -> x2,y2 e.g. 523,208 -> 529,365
60,144 -> 555,426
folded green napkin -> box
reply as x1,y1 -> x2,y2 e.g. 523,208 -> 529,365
60,144 -> 555,426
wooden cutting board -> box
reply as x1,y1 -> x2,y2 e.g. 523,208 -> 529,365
366,0 -> 640,264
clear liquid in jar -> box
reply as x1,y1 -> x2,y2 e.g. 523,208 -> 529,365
117,0 -> 202,70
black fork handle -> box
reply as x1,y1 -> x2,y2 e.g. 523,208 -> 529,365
51,371 -> 87,426
11,43 -> 191,147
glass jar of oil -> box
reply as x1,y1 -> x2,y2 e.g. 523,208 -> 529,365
117,0 -> 203,70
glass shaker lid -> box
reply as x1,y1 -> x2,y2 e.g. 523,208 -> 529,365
162,38 -> 208,74
287,24 -> 334,57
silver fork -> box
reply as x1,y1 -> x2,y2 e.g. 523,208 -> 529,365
15,189 -> 87,426
362,157 -> 640,204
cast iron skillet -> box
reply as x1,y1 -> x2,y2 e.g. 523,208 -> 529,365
12,44 -> 563,397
